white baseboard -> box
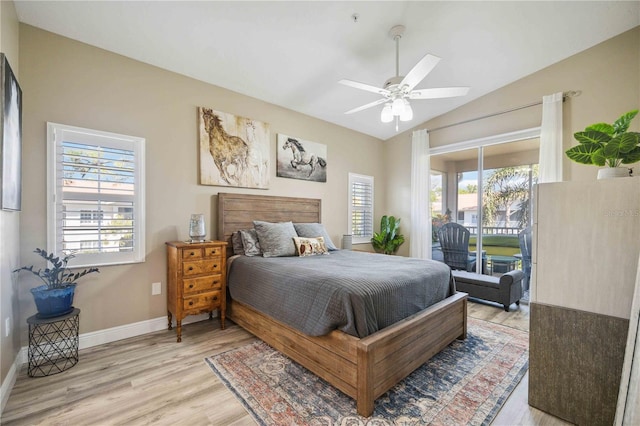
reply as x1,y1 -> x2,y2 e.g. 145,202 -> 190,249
0,311 -> 215,416
0,353 -> 20,414
76,312 -> 212,350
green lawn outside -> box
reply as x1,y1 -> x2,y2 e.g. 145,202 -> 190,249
469,235 -> 521,256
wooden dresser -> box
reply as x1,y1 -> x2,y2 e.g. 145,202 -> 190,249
166,240 -> 227,342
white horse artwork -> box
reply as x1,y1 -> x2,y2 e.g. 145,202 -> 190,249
276,134 -> 327,182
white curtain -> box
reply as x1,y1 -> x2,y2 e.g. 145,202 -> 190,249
539,92 -> 563,183
410,129 -> 431,259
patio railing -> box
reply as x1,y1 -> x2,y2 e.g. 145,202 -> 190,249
466,226 -> 522,236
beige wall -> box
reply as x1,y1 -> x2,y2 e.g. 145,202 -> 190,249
386,26 -> 640,257
0,0 -> 20,393
17,25 -> 384,340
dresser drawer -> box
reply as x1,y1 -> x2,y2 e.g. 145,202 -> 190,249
183,275 -> 222,294
182,248 -> 203,260
182,259 -> 222,276
183,291 -> 221,311
204,246 -> 222,257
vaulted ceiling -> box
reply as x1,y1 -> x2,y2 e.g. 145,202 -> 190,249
14,1 -> 640,140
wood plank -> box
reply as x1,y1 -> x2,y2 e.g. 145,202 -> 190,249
3,302 -> 571,425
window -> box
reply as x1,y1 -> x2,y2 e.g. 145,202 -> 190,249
47,123 -> 145,267
348,173 -> 374,244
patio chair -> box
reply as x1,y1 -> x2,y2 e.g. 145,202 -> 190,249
437,223 -> 476,272
518,226 -> 532,291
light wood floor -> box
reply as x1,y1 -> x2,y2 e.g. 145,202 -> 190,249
2,300 -> 572,425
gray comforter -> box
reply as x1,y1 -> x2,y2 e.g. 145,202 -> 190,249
228,250 -> 453,338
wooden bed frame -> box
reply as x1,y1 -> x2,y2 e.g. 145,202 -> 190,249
217,192 -> 468,417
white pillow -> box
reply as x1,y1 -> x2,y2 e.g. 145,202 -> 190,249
293,237 -> 329,257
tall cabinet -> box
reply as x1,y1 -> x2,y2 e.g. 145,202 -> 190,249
529,177 -> 640,425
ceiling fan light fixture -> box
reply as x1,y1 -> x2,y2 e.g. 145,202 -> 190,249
391,97 -> 405,115
381,104 -> 394,123
400,100 -> 413,121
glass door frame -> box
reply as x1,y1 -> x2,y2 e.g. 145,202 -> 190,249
430,127 -> 540,273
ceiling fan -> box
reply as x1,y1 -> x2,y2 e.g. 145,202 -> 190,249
339,25 -> 470,130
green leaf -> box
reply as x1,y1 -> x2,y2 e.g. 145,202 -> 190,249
574,130 -> 610,145
565,144 -> 601,164
613,110 -> 638,134
622,147 -> 640,164
585,123 -> 615,135
591,148 -> 607,166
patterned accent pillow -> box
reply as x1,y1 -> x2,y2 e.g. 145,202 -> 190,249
293,223 -> 338,251
239,229 -> 262,257
253,221 -> 298,257
293,237 -> 329,257
231,231 -> 245,255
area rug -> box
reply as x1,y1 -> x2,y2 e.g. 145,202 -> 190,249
205,318 -> 528,425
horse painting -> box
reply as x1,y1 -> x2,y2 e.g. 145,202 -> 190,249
277,134 -> 327,182
199,108 -> 269,189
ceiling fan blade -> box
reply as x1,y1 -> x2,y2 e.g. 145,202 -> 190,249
339,79 -> 390,96
409,87 -> 470,99
344,98 -> 388,114
399,54 -> 441,92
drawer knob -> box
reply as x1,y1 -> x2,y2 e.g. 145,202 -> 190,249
189,284 -> 194,289
188,267 -> 194,271
213,296 -> 218,301
189,301 -> 194,306
190,252 -> 195,256
213,280 -> 219,285
213,264 -> 218,268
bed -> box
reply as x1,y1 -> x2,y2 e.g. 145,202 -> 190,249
217,192 -> 468,417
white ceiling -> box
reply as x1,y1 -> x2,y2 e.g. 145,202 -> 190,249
14,1 -> 640,141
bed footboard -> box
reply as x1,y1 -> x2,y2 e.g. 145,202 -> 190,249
228,292 -> 467,417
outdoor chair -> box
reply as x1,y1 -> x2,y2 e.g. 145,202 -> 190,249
437,223 -> 476,272
518,226 -> 532,291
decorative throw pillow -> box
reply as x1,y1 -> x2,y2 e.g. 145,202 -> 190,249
293,223 -> 338,251
293,237 -> 329,257
231,231 -> 245,255
239,229 -> 262,257
253,220 -> 298,257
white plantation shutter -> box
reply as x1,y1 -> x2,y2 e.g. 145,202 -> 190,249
47,123 -> 145,267
348,173 -> 374,244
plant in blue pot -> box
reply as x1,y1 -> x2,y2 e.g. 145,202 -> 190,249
14,248 -> 99,318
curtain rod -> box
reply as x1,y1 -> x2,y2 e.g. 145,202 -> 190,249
427,90 -> 581,133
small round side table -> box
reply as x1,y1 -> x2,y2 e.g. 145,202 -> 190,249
27,308 -> 80,377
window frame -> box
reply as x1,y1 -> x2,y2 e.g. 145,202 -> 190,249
348,173 -> 374,245
47,122 -> 146,268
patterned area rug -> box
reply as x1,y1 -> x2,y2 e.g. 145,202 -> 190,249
205,318 -> 528,425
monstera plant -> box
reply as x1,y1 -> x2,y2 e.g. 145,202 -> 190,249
565,109 -> 640,177
371,215 -> 405,255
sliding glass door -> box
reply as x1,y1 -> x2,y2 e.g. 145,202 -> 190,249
430,135 -> 539,275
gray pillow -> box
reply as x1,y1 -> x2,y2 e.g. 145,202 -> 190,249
231,231 -> 245,255
253,220 -> 298,257
239,229 -> 262,257
294,223 -> 338,251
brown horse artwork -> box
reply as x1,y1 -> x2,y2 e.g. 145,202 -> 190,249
199,108 -> 269,189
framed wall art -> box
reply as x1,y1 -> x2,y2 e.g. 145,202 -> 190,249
276,133 -> 327,182
1,53 -> 22,211
198,107 -> 270,189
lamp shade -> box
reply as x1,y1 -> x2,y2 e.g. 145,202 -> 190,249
391,97 -> 405,115
381,104 -> 393,123
400,100 -> 413,121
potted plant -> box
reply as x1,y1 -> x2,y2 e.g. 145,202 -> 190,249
565,109 -> 640,179
14,248 -> 99,318
371,215 -> 405,255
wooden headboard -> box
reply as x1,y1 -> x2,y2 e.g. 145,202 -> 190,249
217,193 -> 321,256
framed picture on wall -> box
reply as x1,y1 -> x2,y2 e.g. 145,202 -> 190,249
0,53 -> 22,211
198,107 -> 270,189
276,133 -> 327,182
